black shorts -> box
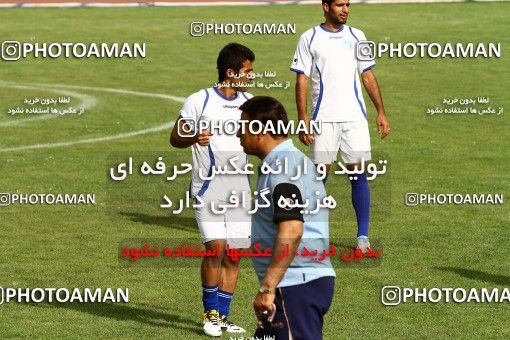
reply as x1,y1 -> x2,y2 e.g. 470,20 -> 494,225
254,276 -> 335,340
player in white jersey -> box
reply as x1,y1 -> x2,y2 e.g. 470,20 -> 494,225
290,0 -> 391,253
170,43 -> 255,337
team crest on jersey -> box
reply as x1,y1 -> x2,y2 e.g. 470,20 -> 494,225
343,40 -> 353,51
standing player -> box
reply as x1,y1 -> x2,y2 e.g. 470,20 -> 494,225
170,43 -> 255,337
290,0 -> 391,253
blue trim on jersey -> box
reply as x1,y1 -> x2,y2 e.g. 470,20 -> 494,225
319,24 -> 344,33
362,63 -> 376,73
312,65 -> 324,121
309,27 -> 317,49
349,26 -> 359,42
213,86 -> 238,101
202,89 -> 210,113
290,67 -> 305,74
197,145 -> 215,197
353,70 -> 367,118
240,91 -> 249,100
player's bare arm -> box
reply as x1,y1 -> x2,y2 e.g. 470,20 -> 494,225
169,115 -> 212,148
361,69 -> 390,139
253,219 -> 303,319
296,73 -> 315,146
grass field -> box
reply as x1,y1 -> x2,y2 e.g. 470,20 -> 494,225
0,2 -> 509,339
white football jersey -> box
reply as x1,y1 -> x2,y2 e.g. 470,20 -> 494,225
179,87 -> 253,201
291,24 -> 376,122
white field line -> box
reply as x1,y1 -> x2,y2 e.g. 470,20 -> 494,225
0,82 -> 184,152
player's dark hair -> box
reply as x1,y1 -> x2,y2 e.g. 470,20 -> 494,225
239,96 -> 289,137
217,43 -> 255,83
322,0 -> 333,15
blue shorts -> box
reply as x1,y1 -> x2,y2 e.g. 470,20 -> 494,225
254,276 -> 335,340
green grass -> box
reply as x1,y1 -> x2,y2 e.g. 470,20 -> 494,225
0,2 -> 509,339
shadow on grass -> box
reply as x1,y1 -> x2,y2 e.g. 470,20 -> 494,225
434,267 -> 510,286
120,212 -> 197,233
32,302 -> 202,334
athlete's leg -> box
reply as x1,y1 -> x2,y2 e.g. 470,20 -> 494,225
218,255 -> 240,316
339,121 -> 372,247
200,239 -> 225,337
201,240 -> 225,285
346,162 -> 370,239
216,206 -> 251,333
196,201 -> 227,336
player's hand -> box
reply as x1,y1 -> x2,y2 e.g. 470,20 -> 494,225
253,292 -> 275,322
299,132 -> 315,146
376,113 -> 390,139
197,130 -> 212,146
298,119 -> 314,146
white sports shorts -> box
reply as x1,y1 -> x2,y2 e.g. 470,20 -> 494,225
311,120 -> 371,165
194,194 -> 251,249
